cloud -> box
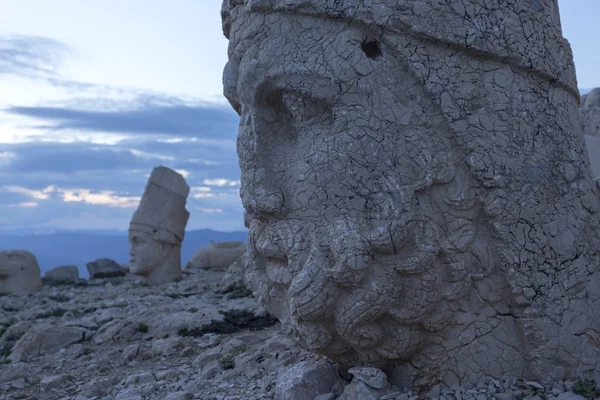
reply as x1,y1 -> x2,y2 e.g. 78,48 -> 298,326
2,185 -> 55,199
8,202 -> 38,208
4,101 -> 239,139
58,189 -> 141,208
196,207 -> 223,213
202,178 -> 241,187
0,34 -> 73,79
0,34 -> 246,233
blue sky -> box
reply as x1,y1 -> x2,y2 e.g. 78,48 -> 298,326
0,1 -> 599,234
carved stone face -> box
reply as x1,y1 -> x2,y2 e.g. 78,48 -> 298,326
225,16 -> 485,366
129,231 -> 163,276
223,1 -> 600,387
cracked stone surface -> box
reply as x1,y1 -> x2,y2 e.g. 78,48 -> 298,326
584,134 -> 600,180
0,250 -> 42,294
128,166 -> 190,285
581,88 -> 600,137
221,0 -> 600,387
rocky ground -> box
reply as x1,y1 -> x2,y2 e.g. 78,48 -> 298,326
1,267 -> 599,400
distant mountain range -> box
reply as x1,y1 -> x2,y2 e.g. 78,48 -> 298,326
0,229 -> 248,278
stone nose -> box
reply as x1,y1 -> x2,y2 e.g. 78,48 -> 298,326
238,109 -> 288,220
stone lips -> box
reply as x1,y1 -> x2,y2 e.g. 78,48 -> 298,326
222,0 -> 578,95
129,166 -> 190,245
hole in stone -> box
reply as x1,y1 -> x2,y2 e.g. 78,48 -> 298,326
362,40 -> 381,59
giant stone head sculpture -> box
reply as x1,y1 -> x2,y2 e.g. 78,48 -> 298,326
129,166 -> 190,285
222,0 -> 600,387
0,250 -> 42,294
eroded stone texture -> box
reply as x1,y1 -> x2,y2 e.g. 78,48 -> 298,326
584,135 -> 600,180
129,166 -> 190,285
221,0 -> 600,388
581,88 -> 600,137
0,250 -> 42,294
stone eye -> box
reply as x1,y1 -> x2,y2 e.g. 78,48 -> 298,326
282,92 -> 332,125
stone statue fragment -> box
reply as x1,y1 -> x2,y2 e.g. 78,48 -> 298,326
222,0 -> 600,387
0,250 -> 42,294
129,166 -> 190,285
186,241 -> 246,270
581,88 -> 600,137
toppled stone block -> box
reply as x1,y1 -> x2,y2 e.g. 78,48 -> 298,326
9,324 -> 88,362
86,258 -> 125,279
43,265 -> 79,285
186,241 -> 246,270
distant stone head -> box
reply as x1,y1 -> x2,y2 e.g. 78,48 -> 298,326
0,249 -> 42,294
129,166 -> 190,285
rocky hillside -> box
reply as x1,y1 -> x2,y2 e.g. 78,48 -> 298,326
1,267 -> 597,400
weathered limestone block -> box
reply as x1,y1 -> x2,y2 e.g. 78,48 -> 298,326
581,88 -> 600,137
0,250 -> 42,294
43,265 -> 79,285
584,135 -> 600,180
185,241 -> 246,270
221,0 -> 600,388
129,166 -> 190,285
220,250 -> 248,288
86,258 -> 125,279
9,324 -> 89,362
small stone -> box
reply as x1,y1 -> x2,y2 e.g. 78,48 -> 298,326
314,394 -> 335,400
493,394 -> 515,400
164,392 -> 193,400
525,381 -> 544,390
338,380 -> 380,400
80,377 -> 112,398
10,378 -> 26,389
381,392 -> 402,400
557,392 -> 587,400
426,384 -> 441,398
275,359 -> 339,400
331,380 -> 346,396
348,366 -> 389,389
40,374 -> 71,390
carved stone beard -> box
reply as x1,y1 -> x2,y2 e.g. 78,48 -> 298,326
244,137 -> 493,369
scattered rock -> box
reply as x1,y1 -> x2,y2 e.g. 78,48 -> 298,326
86,258 -> 126,279
9,324 -> 88,362
43,265 -> 80,285
274,358 -> 340,400
348,366 -> 389,389
186,241 -> 246,270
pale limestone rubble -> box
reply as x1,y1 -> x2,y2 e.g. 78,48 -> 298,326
221,0 -> 600,388
186,241 -> 247,270
0,250 -> 42,294
129,166 -> 190,285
